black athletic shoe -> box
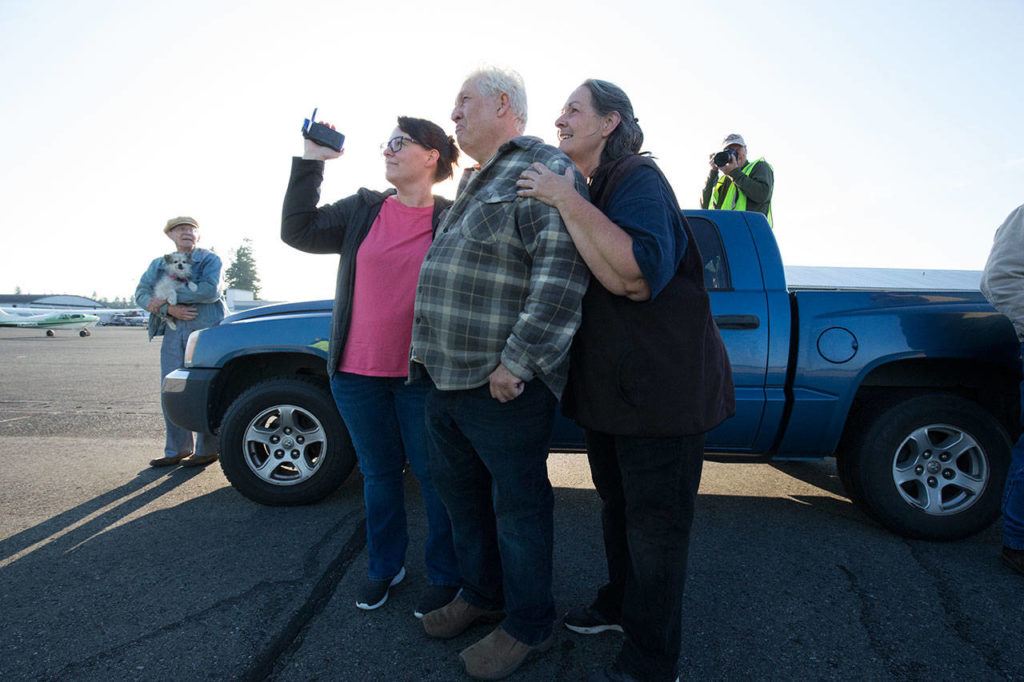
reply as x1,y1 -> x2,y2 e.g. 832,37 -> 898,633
414,584 -> 460,619
355,566 -> 405,611
563,604 -> 623,634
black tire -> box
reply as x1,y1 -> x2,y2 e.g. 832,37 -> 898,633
837,392 -> 1011,540
835,451 -> 864,510
219,378 -> 356,505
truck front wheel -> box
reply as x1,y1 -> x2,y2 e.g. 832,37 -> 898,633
219,378 -> 356,505
837,393 -> 1011,540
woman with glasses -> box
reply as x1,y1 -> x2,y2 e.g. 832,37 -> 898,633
517,81 -> 734,682
282,116 -> 461,618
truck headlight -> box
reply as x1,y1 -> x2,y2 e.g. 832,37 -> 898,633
184,330 -> 200,365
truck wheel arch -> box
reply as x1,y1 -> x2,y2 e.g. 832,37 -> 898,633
855,358 -> 1019,436
209,352 -> 329,432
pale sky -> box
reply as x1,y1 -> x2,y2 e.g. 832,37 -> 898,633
1,0 -> 1021,303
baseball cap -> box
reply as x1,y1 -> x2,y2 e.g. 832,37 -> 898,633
722,133 -> 746,147
164,216 -> 199,234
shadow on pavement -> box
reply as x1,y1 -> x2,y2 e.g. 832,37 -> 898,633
2,476 -> 1021,681
0,467 -> 205,564
0,477 -> 365,681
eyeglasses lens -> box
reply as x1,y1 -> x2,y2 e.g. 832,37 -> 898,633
381,136 -> 403,153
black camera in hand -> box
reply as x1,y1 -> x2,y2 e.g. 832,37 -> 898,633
713,148 -> 737,168
302,108 -> 345,152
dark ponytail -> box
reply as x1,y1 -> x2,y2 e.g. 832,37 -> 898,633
397,116 -> 460,182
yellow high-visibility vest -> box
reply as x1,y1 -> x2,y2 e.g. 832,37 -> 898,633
712,158 -> 773,226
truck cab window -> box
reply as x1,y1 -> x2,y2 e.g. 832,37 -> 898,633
687,216 -> 730,291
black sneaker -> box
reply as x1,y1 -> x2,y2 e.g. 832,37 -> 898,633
355,566 -> 405,610
564,604 -> 623,634
414,584 -> 460,619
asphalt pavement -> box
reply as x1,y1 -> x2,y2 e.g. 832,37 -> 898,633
0,326 -> 1021,681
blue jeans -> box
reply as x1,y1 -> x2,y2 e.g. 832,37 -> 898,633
425,379 -> 557,646
1004,346 -> 1024,550
585,430 -> 705,682
160,323 -> 217,458
330,372 -> 459,585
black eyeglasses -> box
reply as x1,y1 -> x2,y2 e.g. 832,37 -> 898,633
380,136 -> 424,154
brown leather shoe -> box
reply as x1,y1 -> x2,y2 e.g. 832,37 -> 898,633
422,595 -> 504,639
1003,546 -> 1024,576
181,453 -> 219,467
459,626 -> 553,680
149,453 -> 190,467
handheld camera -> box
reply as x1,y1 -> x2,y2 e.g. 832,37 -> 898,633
713,148 -> 737,167
302,108 -> 345,152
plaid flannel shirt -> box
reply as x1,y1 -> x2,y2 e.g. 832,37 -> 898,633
410,136 -> 590,398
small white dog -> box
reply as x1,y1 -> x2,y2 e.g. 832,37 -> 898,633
153,252 -> 198,330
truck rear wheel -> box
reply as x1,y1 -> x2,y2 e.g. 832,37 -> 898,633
837,392 -> 1011,540
219,378 -> 356,505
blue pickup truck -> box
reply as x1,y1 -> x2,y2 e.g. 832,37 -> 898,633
162,210 -> 1021,541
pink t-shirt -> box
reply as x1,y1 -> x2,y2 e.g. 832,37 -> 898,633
338,196 -> 434,377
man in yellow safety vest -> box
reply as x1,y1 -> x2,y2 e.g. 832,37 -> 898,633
700,133 -> 773,226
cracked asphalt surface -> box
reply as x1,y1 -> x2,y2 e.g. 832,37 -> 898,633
1,326 -> 1022,681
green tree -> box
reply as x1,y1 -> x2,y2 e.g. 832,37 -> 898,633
225,238 -> 261,299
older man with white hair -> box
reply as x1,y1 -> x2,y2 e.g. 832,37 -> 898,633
411,67 -> 589,679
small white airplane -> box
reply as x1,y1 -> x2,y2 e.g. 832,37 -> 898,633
0,308 -> 101,337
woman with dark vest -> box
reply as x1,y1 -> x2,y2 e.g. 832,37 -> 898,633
517,80 -> 735,682
282,116 -> 461,618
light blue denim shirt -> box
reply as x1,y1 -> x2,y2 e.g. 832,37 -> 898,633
134,247 -> 228,339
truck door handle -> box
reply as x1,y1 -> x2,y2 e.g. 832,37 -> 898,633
714,314 -> 760,330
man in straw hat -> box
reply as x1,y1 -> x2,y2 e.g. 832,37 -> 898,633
135,216 -> 227,468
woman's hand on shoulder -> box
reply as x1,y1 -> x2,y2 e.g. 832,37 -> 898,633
516,163 -> 576,209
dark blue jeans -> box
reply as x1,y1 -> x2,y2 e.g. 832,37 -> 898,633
160,323 -> 217,458
1004,344 -> 1024,550
330,372 -> 459,585
585,430 -> 705,682
425,379 -> 557,646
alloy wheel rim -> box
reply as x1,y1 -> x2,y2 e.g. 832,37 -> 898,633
891,423 -> 988,516
241,404 -> 327,486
